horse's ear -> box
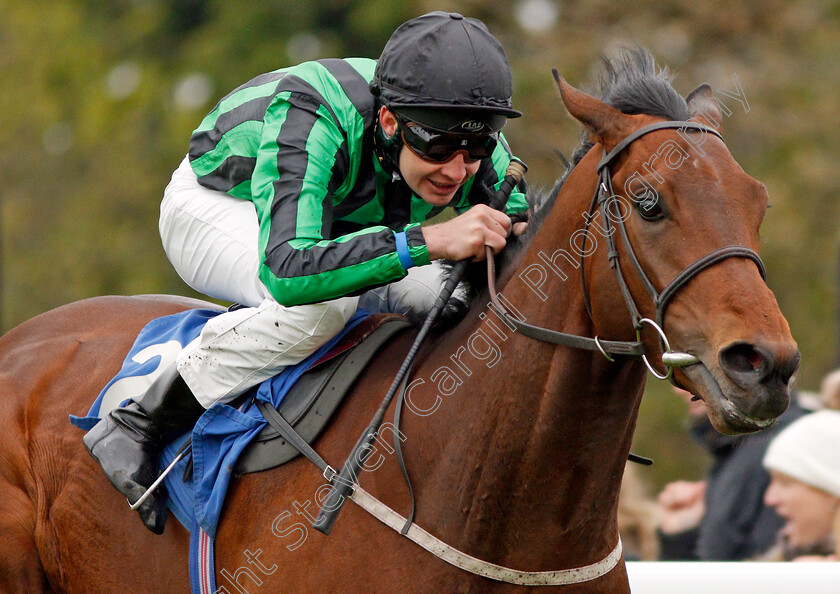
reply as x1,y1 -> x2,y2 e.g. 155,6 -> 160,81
552,69 -> 632,148
686,83 -> 723,130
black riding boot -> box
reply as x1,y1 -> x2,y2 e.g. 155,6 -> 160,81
83,364 -> 205,534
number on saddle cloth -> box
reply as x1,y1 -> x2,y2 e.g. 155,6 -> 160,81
71,309 -> 410,536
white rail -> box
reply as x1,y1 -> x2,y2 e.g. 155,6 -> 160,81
626,562 -> 840,593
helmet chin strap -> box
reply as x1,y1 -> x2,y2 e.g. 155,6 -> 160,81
373,117 -> 403,177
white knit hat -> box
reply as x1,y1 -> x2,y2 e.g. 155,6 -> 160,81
763,410 -> 840,498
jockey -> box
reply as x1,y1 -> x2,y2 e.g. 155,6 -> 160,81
84,11 -> 529,534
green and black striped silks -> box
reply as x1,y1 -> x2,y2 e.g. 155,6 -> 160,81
189,58 -> 527,306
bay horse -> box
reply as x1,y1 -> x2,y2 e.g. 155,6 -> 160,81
0,50 -> 798,593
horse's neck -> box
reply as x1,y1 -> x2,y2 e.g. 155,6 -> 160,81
405,153 -> 645,568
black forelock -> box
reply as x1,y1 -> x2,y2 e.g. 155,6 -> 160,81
570,46 -> 690,165
598,46 -> 690,121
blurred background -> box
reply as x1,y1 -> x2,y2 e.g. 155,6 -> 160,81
3,0 -> 839,490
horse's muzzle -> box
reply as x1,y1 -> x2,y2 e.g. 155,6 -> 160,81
680,339 -> 800,435
717,340 -> 801,419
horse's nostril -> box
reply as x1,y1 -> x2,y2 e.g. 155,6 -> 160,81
719,342 -> 801,391
720,343 -> 768,377
718,343 -> 799,420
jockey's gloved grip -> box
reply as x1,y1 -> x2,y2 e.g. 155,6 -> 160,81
489,159 -> 527,212
313,159 -> 527,535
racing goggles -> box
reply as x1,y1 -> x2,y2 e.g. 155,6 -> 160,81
396,115 -> 498,163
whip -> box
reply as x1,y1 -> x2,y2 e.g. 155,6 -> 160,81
313,159 -> 527,535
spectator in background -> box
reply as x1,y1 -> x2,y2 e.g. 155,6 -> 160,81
657,387 -> 807,560
761,409 -> 840,561
818,368 -> 840,410
618,462 -> 661,561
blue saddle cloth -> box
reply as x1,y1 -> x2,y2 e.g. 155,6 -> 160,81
71,307 -> 369,593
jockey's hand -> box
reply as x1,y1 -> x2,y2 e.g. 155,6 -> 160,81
422,204 -> 512,262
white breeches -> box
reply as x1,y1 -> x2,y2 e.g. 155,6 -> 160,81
159,156 -> 443,407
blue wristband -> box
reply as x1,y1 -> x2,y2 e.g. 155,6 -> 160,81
394,231 -> 415,270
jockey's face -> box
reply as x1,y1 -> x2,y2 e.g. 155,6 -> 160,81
379,108 -> 481,207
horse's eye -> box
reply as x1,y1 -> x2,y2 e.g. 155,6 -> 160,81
636,191 -> 665,222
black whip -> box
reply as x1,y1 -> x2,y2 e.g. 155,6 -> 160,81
312,159 -> 528,535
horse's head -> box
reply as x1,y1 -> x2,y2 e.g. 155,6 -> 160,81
554,56 -> 799,434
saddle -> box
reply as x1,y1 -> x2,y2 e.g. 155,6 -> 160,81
234,314 -> 412,474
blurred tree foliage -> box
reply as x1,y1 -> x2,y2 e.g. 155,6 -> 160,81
3,0 -> 839,489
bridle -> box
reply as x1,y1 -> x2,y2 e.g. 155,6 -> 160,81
490,120 -> 767,380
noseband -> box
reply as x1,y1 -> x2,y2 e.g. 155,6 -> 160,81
490,120 -> 767,380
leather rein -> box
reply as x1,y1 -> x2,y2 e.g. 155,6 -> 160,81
488,120 -> 766,380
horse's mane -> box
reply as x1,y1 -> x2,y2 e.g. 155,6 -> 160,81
567,46 -> 691,165
436,47 -> 690,328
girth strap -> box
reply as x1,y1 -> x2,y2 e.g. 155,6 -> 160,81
255,400 -> 336,482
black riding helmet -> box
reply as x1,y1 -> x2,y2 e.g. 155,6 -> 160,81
371,12 -> 521,173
